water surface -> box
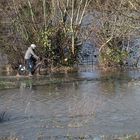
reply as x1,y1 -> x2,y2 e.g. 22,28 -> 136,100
0,70 -> 140,139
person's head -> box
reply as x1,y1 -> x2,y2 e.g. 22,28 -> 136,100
30,44 -> 36,49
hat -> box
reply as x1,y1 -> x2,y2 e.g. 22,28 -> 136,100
30,44 -> 36,49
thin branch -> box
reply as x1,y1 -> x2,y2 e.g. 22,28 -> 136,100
99,36 -> 113,52
78,0 -> 92,25
27,0 -> 37,30
43,0 -> 47,29
75,0 -> 83,24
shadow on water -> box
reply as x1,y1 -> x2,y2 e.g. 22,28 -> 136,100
1,69 -> 140,139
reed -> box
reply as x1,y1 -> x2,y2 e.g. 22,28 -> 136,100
0,111 -> 9,123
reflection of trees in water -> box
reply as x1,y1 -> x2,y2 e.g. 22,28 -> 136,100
34,81 -> 81,99
24,81 -> 104,122
65,83 -> 104,128
66,81 -> 104,118
67,94 -> 103,117
99,78 -> 129,96
98,69 -> 132,96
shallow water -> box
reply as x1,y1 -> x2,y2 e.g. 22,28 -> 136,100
0,70 -> 140,139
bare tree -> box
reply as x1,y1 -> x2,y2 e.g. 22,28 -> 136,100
89,0 -> 140,67
1,0 -> 93,69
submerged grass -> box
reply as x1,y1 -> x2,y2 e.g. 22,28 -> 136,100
0,135 -> 140,140
0,137 -> 18,140
94,134 -> 140,140
0,111 -> 9,123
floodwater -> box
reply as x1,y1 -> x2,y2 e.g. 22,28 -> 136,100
0,69 -> 140,140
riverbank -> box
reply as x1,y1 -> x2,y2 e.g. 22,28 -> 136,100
1,68 -> 140,90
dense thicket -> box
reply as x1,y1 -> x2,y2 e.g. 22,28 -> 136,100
0,0 -> 85,68
91,0 -> 140,67
0,0 -> 140,69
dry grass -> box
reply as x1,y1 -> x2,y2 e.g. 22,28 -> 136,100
0,111 -> 9,123
0,138 -> 18,140
0,135 -> 140,140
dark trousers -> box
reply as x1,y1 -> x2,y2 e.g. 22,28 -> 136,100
26,58 -> 35,74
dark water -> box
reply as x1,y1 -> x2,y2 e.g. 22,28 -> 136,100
0,70 -> 140,139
